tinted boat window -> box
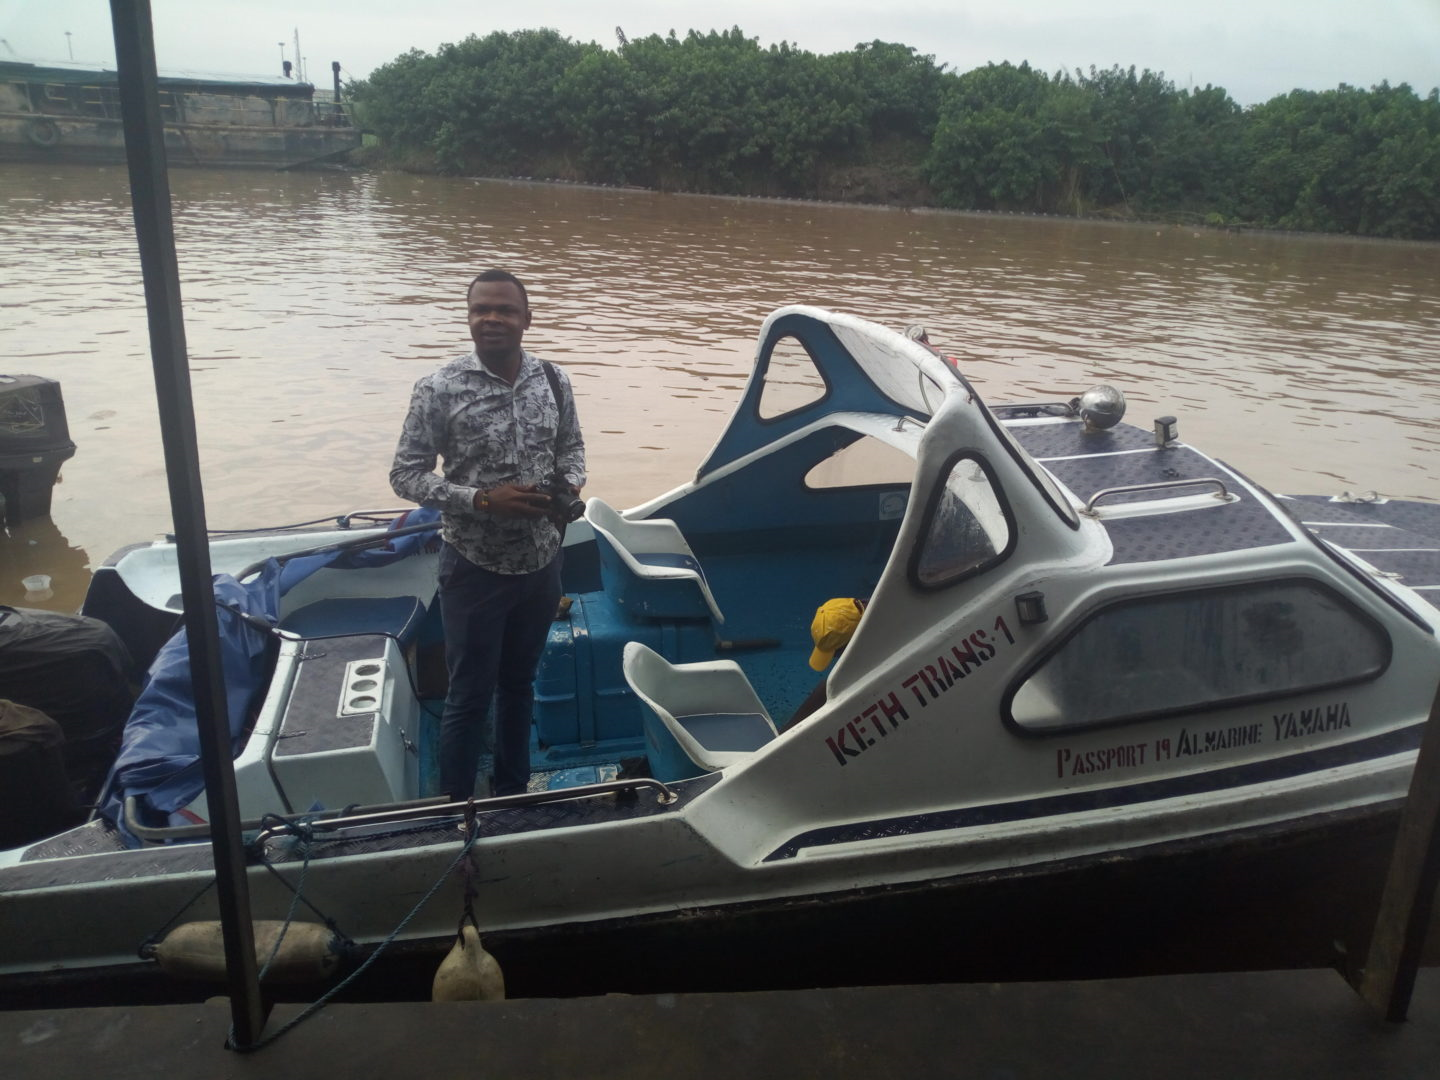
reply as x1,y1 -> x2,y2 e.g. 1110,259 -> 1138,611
911,452 -> 1015,588
1006,579 -> 1390,733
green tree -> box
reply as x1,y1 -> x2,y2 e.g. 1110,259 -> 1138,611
927,62 -> 1097,213
351,26 -> 1440,239
1238,82 -> 1440,237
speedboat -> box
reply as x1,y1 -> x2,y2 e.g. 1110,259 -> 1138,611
3,306 -> 1437,1002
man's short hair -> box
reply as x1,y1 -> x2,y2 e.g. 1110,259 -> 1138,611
468,269 -> 529,311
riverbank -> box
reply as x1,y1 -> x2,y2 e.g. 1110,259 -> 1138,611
343,156 -> 1440,244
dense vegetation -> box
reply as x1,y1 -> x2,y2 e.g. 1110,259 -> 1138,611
349,28 -> 1440,241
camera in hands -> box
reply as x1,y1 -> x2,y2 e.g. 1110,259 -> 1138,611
539,474 -> 586,522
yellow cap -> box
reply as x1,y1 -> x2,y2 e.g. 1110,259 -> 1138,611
808,598 -> 864,671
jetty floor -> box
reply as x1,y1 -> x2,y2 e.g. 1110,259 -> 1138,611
4,967 -> 1438,1078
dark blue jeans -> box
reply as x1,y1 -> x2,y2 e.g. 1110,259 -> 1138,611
437,544 -> 562,799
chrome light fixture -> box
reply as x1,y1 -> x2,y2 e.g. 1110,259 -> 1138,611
1070,385 -> 1126,431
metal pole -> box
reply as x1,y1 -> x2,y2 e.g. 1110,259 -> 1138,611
1356,677 -> 1440,1020
108,0 -> 265,1047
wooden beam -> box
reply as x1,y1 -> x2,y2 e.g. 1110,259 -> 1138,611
1356,676 -> 1440,1021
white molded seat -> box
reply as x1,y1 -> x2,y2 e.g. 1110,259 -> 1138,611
584,497 -> 725,624
621,641 -> 776,782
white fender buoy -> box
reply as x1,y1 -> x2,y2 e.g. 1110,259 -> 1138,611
149,920 -> 342,984
431,924 -> 505,1002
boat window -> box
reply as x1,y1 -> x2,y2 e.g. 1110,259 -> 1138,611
910,452 -> 1015,589
78,83 -> 118,119
805,435 -> 914,490
758,335 -> 827,419
41,83 -> 70,112
1005,579 -> 1390,734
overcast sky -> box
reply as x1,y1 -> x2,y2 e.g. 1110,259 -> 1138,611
2,0 -> 1437,107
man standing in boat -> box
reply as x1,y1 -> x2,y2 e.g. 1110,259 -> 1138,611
390,270 -> 586,799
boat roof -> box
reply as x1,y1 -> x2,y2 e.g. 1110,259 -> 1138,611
0,59 -> 312,97
696,306 -> 957,480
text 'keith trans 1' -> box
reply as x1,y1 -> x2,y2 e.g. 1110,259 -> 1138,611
824,615 -> 1015,766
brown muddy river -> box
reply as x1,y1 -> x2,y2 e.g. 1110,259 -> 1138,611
2,163 -> 1438,613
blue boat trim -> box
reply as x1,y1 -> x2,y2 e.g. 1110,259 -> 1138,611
762,723 -> 1424,862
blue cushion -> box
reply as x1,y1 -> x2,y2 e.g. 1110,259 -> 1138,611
277,595 -> 424,643
677,711 -> 775,753
632,552 -> 703,575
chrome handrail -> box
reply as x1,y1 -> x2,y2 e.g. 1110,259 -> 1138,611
336,508 -> 416,528
123,777 -> 678,846
234,518 -> 441,581
1083,477 -> 1233,516
122,794 -> 453,844
251,779 -> 678,845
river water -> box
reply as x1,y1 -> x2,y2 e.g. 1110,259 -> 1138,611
2,163 -> 1438,612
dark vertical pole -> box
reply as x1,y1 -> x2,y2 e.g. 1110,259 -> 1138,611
332,61 -> 342,104
108,0 -> 265,1047
1356,677 -> 1440,1020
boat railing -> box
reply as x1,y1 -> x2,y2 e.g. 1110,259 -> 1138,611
232,515 -> 441,581
314,100 -> 353,127
335,507 -> 414,529
1083,477 -> 1235,516
121,778 -> 678,845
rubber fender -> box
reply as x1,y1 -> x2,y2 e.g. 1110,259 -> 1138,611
25,119 -> 59,148
150,920 -> 342,984
432,924 -> 505,1002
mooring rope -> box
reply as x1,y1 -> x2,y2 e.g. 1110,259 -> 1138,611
252,823 -> 315,982
229,821 -> 480,1053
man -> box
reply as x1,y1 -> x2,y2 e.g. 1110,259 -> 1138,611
390,270 -> 585,798
785,597 -> 866,729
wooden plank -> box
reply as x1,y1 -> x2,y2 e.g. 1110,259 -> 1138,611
1356,677 -> 1440,1020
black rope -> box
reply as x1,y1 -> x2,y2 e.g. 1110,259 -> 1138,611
230,826 -> 481,1053
254,826 -> 313,982
248,815 -> 354,944
137,874 -> 217,957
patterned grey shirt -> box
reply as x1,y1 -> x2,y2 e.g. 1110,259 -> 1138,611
389,349 -> 586,574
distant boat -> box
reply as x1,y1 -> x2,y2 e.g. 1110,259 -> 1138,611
0,59 -> 361,170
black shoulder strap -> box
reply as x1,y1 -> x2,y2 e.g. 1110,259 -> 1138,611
541,360 -> 565,413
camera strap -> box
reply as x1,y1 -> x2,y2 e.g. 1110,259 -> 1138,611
540,359 -> 566,423
541,359 -> 571,544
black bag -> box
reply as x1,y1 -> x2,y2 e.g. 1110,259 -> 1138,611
0,606 -> 137,797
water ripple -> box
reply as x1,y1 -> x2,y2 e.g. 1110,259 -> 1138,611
2,165 -> 1437,607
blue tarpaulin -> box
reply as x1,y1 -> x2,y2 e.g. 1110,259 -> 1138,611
99,509 -> 440,844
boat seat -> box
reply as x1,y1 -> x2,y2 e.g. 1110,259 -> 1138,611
622,641 -> 776,783
584,497 -> 725,624
277,595 -> 425,644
